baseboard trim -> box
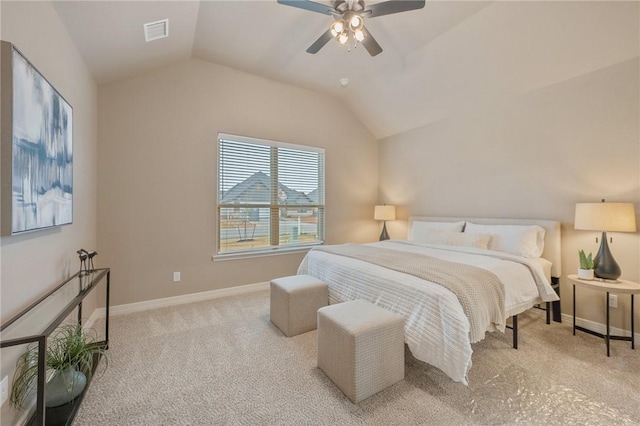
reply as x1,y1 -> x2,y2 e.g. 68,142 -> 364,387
87,282 -> 269,321
561,313 -> 640,342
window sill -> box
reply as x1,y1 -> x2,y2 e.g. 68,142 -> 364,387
212,243 -> 323,262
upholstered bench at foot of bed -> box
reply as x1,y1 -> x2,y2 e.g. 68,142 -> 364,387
317,299 -> 405,403
270,275 -> 328,337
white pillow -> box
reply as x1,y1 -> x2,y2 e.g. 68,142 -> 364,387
424,229 -> 492,249
464,223 -> 545,258
409,221 -> 465,243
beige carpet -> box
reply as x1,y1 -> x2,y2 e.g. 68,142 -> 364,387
75,290 -> 640,425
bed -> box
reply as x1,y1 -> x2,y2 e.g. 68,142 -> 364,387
297,216 -> 561,385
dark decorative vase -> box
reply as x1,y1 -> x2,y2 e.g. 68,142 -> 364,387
593,231 -> 621,281
379,222 -> 390,241
45,368 -> 87,407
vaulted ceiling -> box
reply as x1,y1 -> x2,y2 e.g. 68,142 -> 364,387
52,1 -> 639,139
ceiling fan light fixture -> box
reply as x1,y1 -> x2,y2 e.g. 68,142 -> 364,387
331,10 -> 365,46
278,0 -> 426,56
330,19 -> 345,37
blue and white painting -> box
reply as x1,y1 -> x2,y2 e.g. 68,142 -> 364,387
11,47 -> 73,233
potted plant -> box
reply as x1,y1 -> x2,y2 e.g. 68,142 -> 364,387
10,323 -> 107,409
578,249 -> 594,280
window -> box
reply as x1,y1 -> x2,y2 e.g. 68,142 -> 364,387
217,133 -> 325,256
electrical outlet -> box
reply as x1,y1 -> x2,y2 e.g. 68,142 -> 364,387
173,272 -> 181,282
608,294 -> 618,308
1,375 -> 8,406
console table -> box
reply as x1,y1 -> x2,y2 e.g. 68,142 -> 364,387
0,268 -> 110,425
568,274 -> 640,357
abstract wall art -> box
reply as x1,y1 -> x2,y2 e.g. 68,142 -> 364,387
1,41 -> 73,235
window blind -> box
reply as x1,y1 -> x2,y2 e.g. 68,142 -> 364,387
217,133 -> 325,255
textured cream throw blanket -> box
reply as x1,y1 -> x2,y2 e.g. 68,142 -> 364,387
313,244 -> 506,343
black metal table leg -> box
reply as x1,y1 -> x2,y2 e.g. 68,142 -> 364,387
106,270 -> 111,349
606,291 -> 610,357
632,294 -> 635,350
36,336 -> 46,426
573,284 -> 576,335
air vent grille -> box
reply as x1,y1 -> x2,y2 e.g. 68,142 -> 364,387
144,19 -> 169,42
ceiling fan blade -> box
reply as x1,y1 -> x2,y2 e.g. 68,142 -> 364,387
361,27 -> 383,57
364,0 -> 425,18
306,29 -> 334,54
277,0 -> 336,16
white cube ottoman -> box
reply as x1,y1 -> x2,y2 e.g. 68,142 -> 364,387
270,275 -> 328,337
317,299 -> 405,403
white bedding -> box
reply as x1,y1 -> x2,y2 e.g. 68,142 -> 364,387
297,240 -> 559,385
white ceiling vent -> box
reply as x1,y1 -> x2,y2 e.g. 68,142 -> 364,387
144,19 -> 169,42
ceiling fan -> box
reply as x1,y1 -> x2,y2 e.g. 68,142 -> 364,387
277,0 -> 426,57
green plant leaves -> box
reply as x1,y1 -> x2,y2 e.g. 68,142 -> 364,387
578,249 -> 594,270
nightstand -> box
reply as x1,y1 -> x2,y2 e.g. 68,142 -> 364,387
568,274 -> 640,356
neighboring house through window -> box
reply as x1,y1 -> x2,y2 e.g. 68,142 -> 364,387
217,133 -> 325,256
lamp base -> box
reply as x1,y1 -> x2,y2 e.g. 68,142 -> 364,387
594,231 -> 621,281
379,222 -> 390,241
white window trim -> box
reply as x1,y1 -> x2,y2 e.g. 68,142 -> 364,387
212,242 -> 323,262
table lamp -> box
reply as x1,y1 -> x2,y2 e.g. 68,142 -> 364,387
574,200 -> 636,280
374,205 -> 396,241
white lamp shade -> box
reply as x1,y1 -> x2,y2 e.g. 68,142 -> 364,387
374,205 -> 396,221
574,202 -> 637,232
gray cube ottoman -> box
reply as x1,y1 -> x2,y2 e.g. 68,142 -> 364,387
270,274 -> 328,337
317,299 -> 405,403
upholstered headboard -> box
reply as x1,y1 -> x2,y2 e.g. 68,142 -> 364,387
408,216 -> 562,278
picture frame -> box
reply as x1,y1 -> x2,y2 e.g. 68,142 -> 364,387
1,41 -> 73,236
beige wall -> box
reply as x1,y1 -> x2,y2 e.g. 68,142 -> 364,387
379,58 -> 640,330
0,1 -> 98,423
0,0 -> 99,332
97,58 -> 379,306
